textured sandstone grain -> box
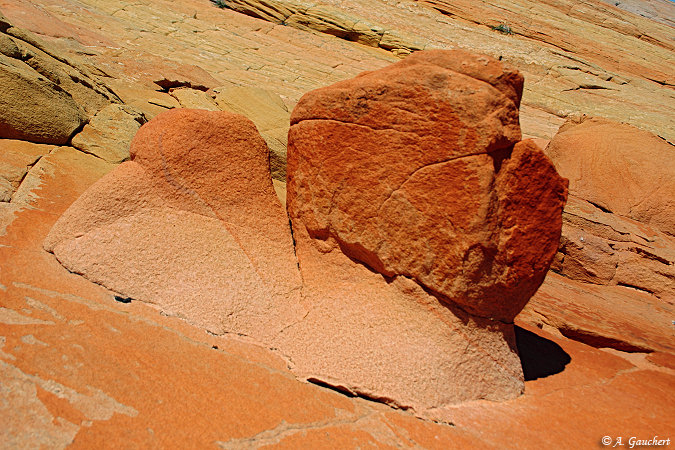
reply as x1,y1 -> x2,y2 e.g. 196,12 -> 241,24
278,50 -> 567,415
289,50 -> 567,322
215,0 -> 428,54
71,104 -> 147,163
43,49 -> 571,414
3,0 -> 674,143
42,101 -> 526,416
0,54 -> 85,144
3,120 -> 672,447
213,86 -> 291,180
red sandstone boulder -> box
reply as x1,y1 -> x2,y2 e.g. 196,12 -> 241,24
545,116 -> 675,236
288,49 -> 568,322
278,49 -> 568,416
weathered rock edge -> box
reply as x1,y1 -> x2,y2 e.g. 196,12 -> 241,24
0,12 -> 121,144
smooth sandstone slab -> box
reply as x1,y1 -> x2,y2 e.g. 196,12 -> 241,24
546,116 -> 675,236
520,272 -> 674,354
552,196 -> 675,303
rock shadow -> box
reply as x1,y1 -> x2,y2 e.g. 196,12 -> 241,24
515,326 -> 571,381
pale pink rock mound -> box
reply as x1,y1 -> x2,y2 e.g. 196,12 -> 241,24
44,109 -> 303,339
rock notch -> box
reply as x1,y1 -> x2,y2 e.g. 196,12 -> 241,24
44,50 -> 568,420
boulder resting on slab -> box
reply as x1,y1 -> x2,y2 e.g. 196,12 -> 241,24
45,50 -> 568,420
288,49 -> 568,323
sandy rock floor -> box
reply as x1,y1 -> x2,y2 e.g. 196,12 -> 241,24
1,0 -> 674,447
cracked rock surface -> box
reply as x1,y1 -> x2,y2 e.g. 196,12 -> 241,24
2,96 -> 672,446
70,104 -> 147,164
288,50 -> 568,322
1,0 -> 674,446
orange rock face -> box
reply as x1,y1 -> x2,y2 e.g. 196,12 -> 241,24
520,116 -> 675,351
2,126 -> 670,447
521,272 -> 674,354
1,0 -> 674,444
546,116 -> 675,236
288,50 -> 568,321
540,118 -> 675,308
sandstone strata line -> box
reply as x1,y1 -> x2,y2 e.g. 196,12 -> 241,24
212,0 -> 428,56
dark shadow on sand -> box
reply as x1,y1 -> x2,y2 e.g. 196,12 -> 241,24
515,326 -> 571,381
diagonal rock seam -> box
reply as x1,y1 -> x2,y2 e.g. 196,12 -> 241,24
3,24 -> 121,106
3,153 -> 45,203
216,406 -> 396,449
211,0 -> 427,56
